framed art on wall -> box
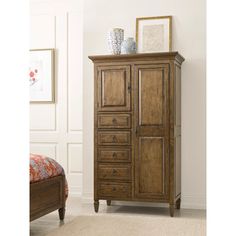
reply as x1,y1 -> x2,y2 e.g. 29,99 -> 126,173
29,49 -> 55,103
136,16 -> 172,53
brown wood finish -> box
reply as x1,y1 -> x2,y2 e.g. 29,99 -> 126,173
138,67 -> 164,126
136,137 -> 165,197
98,164 -> 131,181
89,52 -> 184,217
98,131 -> 131,146
30,175 -> 66,221
98,114 -> 131,129
98,182 -> 132,198
97,65 -> 131,112
134,64 -> 169,201
98,148 -> 131,163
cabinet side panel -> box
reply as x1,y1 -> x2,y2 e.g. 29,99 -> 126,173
175,136 -> 181,196
94,64 -> 98,200
175,64 -> 181,197
175,65 -> 181,126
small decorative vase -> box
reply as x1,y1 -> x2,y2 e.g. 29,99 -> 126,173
121,37 -> 136,54
107,28 -> 124,55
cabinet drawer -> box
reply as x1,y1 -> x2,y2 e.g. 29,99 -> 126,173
98,164 -> 131,181
98,131 -> 131,146
98,182 -> 131,198
98,114 -> 131,129
98,148 -> 131,162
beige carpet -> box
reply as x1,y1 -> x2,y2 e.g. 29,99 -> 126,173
45,214 -> 206,236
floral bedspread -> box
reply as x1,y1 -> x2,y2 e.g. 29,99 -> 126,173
30,153 -> 68,197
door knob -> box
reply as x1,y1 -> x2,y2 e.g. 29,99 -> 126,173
135,127 -> 138,135
128,83 -> 131,92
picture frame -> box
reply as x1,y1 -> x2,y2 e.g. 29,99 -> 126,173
136,16 -> 172,53
29,48 -> 55,103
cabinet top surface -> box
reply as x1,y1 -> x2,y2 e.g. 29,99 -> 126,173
88,51 -> 184,64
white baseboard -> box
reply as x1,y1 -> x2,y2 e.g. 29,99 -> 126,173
81,193 -> 206,210
69,186 -> 82,197
181,194 -> 206,209
81,192 -> 93,203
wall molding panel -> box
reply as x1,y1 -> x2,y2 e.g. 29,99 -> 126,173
30,0 -> 83,196
30,143 -> 58,161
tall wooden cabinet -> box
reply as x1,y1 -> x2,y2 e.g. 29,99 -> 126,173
89,52 -> 184,217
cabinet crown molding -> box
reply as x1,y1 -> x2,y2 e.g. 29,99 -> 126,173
88,52 -> 185,64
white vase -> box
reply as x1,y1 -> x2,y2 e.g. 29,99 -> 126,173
121,37 -> 136,54
107,28 -> 124,55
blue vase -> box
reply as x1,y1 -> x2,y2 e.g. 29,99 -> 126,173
121,37 -> 136,54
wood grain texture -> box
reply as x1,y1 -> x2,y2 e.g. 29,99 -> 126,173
98,131 -> 131,146
134,64 -> 169,201
98,182 -> 132,199
90,52 -> 184,216
98,148 -> 131,163
30,175 -> 65,221
138,137 -> 164,195
97,65 -> 131,112
89,52 -> 184,64
98,114 -> 131,129
98,164 -> 131,181
139,68 -> 164,125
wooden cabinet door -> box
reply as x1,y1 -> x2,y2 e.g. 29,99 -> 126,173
97,65 -> 131,111
134,64 -> 170,200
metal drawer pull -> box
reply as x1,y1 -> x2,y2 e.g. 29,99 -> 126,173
112,118 -> 117,124
112,152 -> 117,158
112,135 -> 117,142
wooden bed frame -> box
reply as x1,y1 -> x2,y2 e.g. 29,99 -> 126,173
30,175 -> 66,221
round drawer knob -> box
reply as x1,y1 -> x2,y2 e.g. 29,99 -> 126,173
112,118 -> 117,124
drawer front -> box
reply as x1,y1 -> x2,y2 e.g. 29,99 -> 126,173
98,164 -> 131,180
98,131 -> 131,146
98,148 -> 131,163
98,114 -> 131,129
98,182 -> 131,198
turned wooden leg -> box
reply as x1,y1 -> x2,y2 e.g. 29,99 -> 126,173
176,198 -> 181,209
58,207 -> 65,220
169,204 -> 175,217
107,200 -> 111,206
94,200 -> 99,213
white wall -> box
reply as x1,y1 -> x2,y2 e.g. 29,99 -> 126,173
83,0 -> 206,208
30,0 -> 83,196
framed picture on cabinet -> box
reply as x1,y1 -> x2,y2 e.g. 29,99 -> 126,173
29,48 -> 55,103
136,16 -> 172,53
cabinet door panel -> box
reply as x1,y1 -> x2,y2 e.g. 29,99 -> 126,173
139,137 -> 164,194
97,66 -> 131,111
134,64 -> 170,200
139,69 -> 164,126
